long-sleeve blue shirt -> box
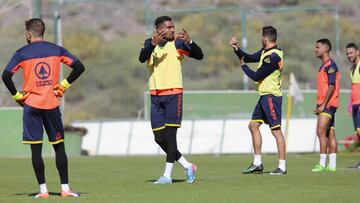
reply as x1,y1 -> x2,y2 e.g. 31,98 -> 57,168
234,46 -> 281,82
139,38 -> 203,63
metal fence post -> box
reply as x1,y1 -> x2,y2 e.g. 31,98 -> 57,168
188,119 -> 195,154
126,121 -> 134,155
95,121 -> 103,155
218,119 -> 226,156
31,0 -> 42,18
241,9 -> 249,90
335,7 -> 340,56
313,132 -> 318,152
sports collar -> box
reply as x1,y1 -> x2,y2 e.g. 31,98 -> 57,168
263,45 -> 278,52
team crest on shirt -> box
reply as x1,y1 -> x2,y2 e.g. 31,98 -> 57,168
264,57 -> 271,63
35,62 -> 52,87
328,67 -> 335,73
35,62 -> 51,79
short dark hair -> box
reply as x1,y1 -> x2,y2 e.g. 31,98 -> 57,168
316,38 -> 332,52
346,42 -> 359,50
154,16 -> 172,28
25,18 -> 45,37
262,26 -> 277,42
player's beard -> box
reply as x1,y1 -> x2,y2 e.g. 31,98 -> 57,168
315,50 -> 321,58
164,32 -> 175,41
350,57 -> 358,64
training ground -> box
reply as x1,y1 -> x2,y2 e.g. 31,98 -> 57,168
0,153 -> 359,203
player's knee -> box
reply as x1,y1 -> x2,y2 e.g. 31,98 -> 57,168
154,129 -> 165,144
271,129 -> 283,137
248,122 -> 259,132
154,135 -> 165,144
316,127 -> 327,136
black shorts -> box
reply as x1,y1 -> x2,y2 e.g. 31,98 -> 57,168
23,104 -> 64,144
251,94 -> 282,130
150,94 -> 182,131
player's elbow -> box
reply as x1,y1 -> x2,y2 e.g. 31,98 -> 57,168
72,60 -> 85,74
78,62 -> 85,74
1,71 -> 5,82
254,78 -> 262,82
139,58 -> 146,63
191,52 -> 204,60
139,55 -> 148,63
78,65 -> 85,76
2,71 -> 12,83
197,52 -> 204,60
252,76 -> 263,82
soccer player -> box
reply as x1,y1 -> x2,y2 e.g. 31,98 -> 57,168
2,19 -> 85,198
312,39 -> 339,172
345,42 -> 360,170
229,26 -> 287,175
139,16 -> 203,184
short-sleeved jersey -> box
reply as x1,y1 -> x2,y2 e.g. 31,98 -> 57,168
316,58 -> 340,108
350,61 -> 360,105
145,38 -> 192,95
4,41 -> 78,109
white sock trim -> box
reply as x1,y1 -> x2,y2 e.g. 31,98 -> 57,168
163,162 -> 174,179
329,153 -> 336,168
178,156 -> 192,169
253,154 -> 262,166
278,159 -> 286,171
61,184 -> 70,192
40,183 -> 48,194
320,154 -> 327,167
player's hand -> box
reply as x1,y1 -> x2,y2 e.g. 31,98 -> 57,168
177,29 -> 192,44
54,79 -> 71,98
313,109 -> 318,115
314,104 -> 325,115
151,30 -> 166,46
53,84 -> 66,97
239,57 -> 245,65
12,91 -> 30,107
229,36 -> 239,50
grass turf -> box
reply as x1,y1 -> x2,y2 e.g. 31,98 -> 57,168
0,153 -> 359,203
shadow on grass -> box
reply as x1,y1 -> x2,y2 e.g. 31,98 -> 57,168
146,179 -> 205,183
146,179 -> 185,183
241,171 -> 272,174
262,171 -> 272,174
12,191 -> 87,197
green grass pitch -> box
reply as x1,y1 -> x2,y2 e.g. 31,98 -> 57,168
0,153 -> 359,203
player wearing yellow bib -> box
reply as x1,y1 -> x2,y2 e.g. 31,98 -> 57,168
346,42 -> 360,170
229,26 -> 286,175
139,16 -> 203,184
